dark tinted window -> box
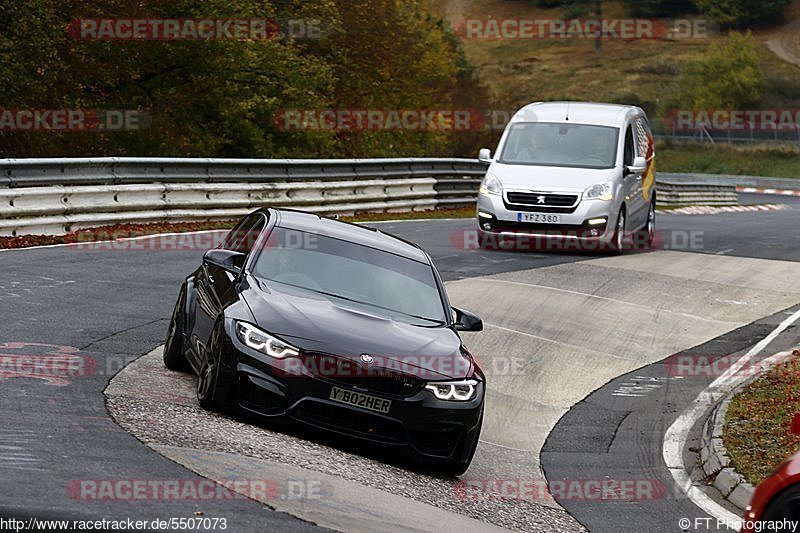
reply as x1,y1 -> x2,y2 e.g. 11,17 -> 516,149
624,126 -> 635,166
222,213 -> 266,253
252,227 -> 446,323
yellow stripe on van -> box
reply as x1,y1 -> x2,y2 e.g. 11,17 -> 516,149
642,158 -> 655,201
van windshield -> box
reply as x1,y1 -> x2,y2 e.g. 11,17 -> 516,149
498,122 -> 619,169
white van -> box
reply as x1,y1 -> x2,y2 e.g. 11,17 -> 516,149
476,101 -> 656,250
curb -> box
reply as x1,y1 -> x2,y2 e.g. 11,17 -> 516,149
738,187 -> 800,197
659,173 -> 800,192
658,203 -> 789,215
699,347 -> 800,512
699,384 -> 755,511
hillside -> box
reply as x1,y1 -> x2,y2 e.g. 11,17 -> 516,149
423,0 -> 800,126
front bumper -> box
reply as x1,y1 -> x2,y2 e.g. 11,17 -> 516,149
215,329 -> 485,461
477,191 -> 616,242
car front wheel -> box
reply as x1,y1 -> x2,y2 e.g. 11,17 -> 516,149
164,285 -> 191,372
760,484 -> 800,528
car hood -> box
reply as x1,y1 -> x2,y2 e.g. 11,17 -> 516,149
489,161 -> 618,191
240,279 -> 471,380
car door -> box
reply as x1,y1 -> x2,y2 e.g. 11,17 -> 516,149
622,123 -> 647,229
191,213 -> 266,360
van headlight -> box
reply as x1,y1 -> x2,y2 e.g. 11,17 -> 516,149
425,379 -> 479,401
479,174 -> 503,196
584,182 -> 613,201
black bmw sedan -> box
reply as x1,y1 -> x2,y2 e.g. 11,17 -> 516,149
163,208 -> 485,475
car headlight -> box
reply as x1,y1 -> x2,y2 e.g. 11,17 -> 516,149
583,182 -> 613,201
479,174 -> 502,196
424,379 -> 479,401
235,321 -> 299,359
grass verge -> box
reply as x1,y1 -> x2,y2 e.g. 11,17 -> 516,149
0,207 -> 476,250
657,142 -> 800,178
724,349 -> 800,485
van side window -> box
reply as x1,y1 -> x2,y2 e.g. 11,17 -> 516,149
635,116 -> 653,159
624,126 -> 635,166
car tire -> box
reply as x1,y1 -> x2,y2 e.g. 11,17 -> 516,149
197,321 -> 228,411
477,226 -> 490,250
645,198 -> 656,248
760,484 -> 800,527
611,207 -> 626,253
196,354 -> 220,411
163,285 -> 191,372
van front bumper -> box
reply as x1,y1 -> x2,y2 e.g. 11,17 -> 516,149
477,192 -> 616,243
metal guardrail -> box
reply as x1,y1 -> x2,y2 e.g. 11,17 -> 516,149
0,158 -> 486,235
1,158 -> 792,236
0,157 -> 486,187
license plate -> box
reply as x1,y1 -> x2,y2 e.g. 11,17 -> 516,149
329,386 -> 391,414
517,213 -> 561,224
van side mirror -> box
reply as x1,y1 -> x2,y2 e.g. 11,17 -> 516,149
478,148 -> 492,163
452,307 -> 483,332
625,156 -> 647,176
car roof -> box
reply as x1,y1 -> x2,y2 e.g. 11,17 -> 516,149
263,208 -> 431,263
509,101 -> 643,128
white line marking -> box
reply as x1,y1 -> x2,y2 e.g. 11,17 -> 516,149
484,322 -> 633,363
478,440 -> 532,453
474,278 -> 735,325
364,218 -> 464,224
663,307 -> 800,523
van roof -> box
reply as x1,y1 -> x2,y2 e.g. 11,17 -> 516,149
510,101 -> 643,128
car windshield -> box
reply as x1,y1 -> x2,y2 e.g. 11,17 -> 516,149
499,122 -> 619,169
252,227 -> 446,323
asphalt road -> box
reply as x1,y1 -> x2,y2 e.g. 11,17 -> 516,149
0,192 -> 797,532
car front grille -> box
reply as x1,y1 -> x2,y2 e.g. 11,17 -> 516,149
302,353 -> 422,398
506,191 -> 578,207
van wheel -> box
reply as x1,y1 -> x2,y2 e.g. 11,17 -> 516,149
645,199 -> 656,247
612,208 -> 626,252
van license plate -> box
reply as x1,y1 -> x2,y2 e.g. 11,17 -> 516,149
518,213 -> 561,224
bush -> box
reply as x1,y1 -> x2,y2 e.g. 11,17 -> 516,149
622,0 -> 696,17
671,31 -> 765,109
695,0 -> 791,28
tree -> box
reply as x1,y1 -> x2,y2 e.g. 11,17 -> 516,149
695,0 -> 791,29
0,0 -> 488,158
0,0 -> 339,157
672,32 -> 765,110
621,0 -> 696,17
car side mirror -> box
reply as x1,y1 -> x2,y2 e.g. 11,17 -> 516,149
452,307 -> 483,332
478,148 -> 492,163
625,156 -> 647,176
203,249 -> 246,275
